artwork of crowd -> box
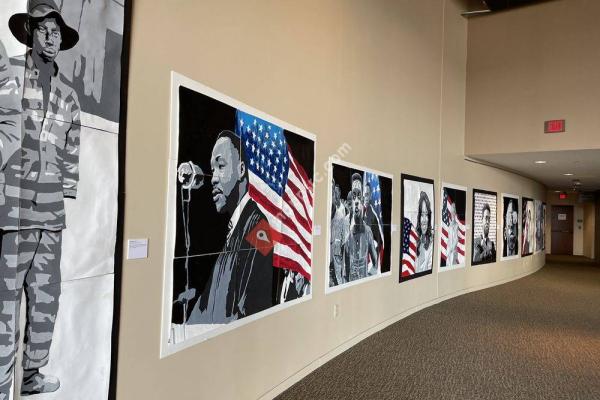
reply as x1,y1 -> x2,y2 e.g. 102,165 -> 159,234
162,74 -> 315,355
326,161 -> 392,292
0,0 -> 127,398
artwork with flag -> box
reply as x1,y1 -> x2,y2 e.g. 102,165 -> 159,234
521,197 -> 535,257
501,194 -> 520,260
439,184 -> 467,270
400,175 -> 435,282
326,161 -> 392,292
163,75 -> 315,353
471,189 -> 498,266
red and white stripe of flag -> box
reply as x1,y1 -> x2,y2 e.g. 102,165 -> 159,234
401,227 -> 418,277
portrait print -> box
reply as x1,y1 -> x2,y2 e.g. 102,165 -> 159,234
522,198 -> 535,256
326,161 -> 392,292
162,74 -> 315,355
472,190 -> 497,266
501,194 -> 520,260
439,184 -> 467,271
0,0 -> 127,398
535,200 -> 545,253
400,175 -> 435,282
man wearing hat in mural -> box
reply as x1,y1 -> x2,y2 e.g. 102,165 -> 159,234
0,0 -> 80,396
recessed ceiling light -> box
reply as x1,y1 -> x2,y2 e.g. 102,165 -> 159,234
534,160 -> 547,164
563,173 -> 574,176
554,190 -> 561,193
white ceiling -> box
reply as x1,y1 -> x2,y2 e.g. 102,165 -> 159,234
470,149 -> 600,192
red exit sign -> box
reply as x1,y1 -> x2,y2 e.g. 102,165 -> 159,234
544,119 -> 565,133
559,192 -> 568,200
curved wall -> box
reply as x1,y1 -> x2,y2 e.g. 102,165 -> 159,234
117,0 -> 546,399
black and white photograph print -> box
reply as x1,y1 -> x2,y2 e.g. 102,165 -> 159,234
400,175 -> 435,282
162,73 -> 316,355
439,183 -> 467,271
535,200 -> 545,253
1,1 -> 128,399
326,160 -> 392,293
542,203 -> 547,251
522,198 -> 535,257
471,189 -> 497,266
501,194 -> 520,260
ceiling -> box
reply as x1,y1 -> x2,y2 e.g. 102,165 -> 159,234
461,0 -> 556,16
471,149 -> 600,193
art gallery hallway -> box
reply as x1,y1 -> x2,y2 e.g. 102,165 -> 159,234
276,258 -> 600,400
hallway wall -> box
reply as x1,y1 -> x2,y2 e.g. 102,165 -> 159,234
465,0 -> 600,155
117,1 -> 546,399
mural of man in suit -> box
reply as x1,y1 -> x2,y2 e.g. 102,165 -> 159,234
178,130 -> 276,324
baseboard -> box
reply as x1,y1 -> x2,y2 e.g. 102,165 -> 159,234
258,262 -> 545,400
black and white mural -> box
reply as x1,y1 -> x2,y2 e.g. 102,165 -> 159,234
439,183 -> 467,271
522,197 -> 535,257
471,190 -> 497,266
501,194 -> 519,260
162,73 -> 315,355
400,175 -> 434,282
0,0 -> 126,398
535,200 -> 545,253
326,160 -> 392,292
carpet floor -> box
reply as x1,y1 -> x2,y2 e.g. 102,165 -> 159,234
276,259 -> 600,400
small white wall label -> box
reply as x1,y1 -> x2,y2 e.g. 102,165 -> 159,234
127,238 -> 149,259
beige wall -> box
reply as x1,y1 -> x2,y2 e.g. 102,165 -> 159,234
465,0 -> 600,156
117,1 -> 545,399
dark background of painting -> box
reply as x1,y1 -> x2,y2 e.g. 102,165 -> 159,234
440,187 -> 466,267
172,86 -> 315,322
502,196 -> 520,257
330,163 -> 393,274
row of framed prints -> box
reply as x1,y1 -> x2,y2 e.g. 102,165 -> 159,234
161,73 -> 545,356
326,165 -> 546,292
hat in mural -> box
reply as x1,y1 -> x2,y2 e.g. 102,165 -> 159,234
9,0 -> 80,51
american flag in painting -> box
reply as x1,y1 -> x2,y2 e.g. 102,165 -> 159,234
236,110 -> 313,280
401,217 -> 418,277
365,172 -> 384,268
441,188 -> 466,266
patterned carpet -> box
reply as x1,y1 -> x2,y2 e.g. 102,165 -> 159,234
276,258 -> 600,400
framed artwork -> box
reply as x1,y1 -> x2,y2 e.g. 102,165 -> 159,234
400,174 -> 435,282
542,203 -> 547,251
439,183 -> 467,271
522,197 -> 535,257
535,200 -> 545,253
501,194 -> 520,260
326,160 -> 393,293
0,0 -> 129,398
472,189 -> 498,266
162,73 -> 316,356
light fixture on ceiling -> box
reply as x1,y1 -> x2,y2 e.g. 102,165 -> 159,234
563,173 -> 574,176
534,160 -> 547,164
554,190 -> 561,193
573,179 -> 582,186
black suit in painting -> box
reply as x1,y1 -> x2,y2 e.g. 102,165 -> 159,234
188,199 -> 275,324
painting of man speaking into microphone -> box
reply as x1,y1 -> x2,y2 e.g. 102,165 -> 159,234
163,74 -> 315,351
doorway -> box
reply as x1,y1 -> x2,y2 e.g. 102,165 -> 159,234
551,205 -> 574,255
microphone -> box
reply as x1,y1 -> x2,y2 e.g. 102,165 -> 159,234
178,161 -> 204,190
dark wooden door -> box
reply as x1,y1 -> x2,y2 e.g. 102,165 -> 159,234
551,205 -> 573,255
